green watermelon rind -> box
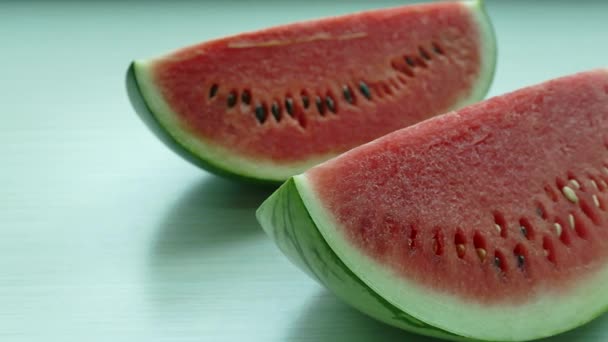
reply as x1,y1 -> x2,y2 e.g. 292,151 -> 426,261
258,176 -> 608,341
126,0 -> 497,184
256,178 -> 468,341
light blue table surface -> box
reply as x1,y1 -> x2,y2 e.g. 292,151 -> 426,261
2,1 -> 608,341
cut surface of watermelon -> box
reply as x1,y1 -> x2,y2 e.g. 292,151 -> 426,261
257,69 -> 608,341
127,0 -> 496,183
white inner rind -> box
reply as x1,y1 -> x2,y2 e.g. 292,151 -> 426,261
295,171 -> 608,341
133,0 -> 496,181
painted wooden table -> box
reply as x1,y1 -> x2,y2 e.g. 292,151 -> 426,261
2,1 -> 607,341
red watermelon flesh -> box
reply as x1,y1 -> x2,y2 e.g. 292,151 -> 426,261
257,69 -> 608,340
307,69 -> 608,304
128,0 -> 496,182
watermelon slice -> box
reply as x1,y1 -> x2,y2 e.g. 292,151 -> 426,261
126,0 -> 496,183
257,69 -> 608,341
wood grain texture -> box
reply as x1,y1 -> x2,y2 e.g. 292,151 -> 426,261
1,0 -> 608,341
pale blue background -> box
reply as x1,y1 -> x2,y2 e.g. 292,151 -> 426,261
1,1 -> 608,341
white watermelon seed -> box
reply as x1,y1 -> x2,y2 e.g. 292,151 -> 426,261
569,179 -> 581,189
494,224 -> 502,233
476,248 -> 487,262
568,214 -> 575,230
593,195 -> 601,208
456,244 -> 465,256
591,180 -> 599,190
562,186 -> 578,203
603,167 -> 608,175
554,223 -> 563,237
543,249 -> 549,257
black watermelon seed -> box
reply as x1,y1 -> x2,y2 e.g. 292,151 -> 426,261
419,47 -> 431,60
209,84 -> 219,98
359,82 -> 372,100
517,255 -> 525,269
255,105 -> 267,124
241,90 -> 251,105
520,226 -> 528,237
432,43 -> 444,55
285,98 -> 294,116
343,86 -> 354,104
271,102 -> 281,121
405,56 -> 416,67
494,257 -> 501,269
302,94 -> 310,109
227,92 -> 237,108
536,207 -> 544,218
326,96 -> 336,113
315,96 -> 325,116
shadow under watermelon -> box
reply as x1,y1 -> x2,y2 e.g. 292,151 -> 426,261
145,175 -> 274,308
